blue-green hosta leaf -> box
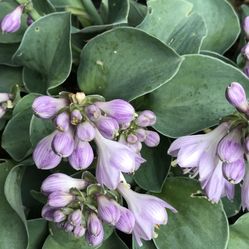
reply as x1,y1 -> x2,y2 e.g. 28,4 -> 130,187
154,177 -> 229,249
13,12 -> 72,94
77,27 -> 182,101
147,54 -> 249,137
185,0 -> 240,53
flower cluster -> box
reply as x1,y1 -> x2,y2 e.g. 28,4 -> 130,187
33,92 -> 175,246
168,82 -> 249,209
41,173 -> 176,247
0,93 -> 13,118
241,17 -> 249,76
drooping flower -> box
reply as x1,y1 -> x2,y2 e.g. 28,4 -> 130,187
144,130 -> 160,147
95,116 -> 119,139
53,210 -> 66,223
1,5 -> 23,33
135,110 -> 156,127
41,173 -> 87,195
244,16 -> 249,39
55,112 -> 70,132
118,182 -> 176,246
73,225 -> 86,237
68,209 -> 82,226
241,165 -> 249,210
48,191 -> 74,208
76,121 -> 95,141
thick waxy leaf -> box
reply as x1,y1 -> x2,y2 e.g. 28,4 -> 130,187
134,135 -> 171,192
128,0 -> 147,26
185,0 -> 240,53
13,12 -> 72,94
0,2 -> 28,44
0,161 -> 28,249
0,43 -> 19,66
228,213 -> 249,249
0,66 -> 22,92
31,0 -> 55,15
77,27 -> 182,101
28,219 -> 48,249
154,177 -> 229,249
99,232 -> 128,249
42,223 -> 113,249
2,108 -> 33,161
147,54 -> 249,137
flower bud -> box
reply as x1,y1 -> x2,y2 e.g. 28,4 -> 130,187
64,222 -> 74,232
86,228 -> 104,247
1,5 -> 23,33
222,159 -> 245,184
225,82 -> 249,113
71,109 -> 82,125
127,134 -> 138,144
52,130 -> 74,157
32,96 -> 68,119
55,112 -> 70,132
68,209 -> 82,226
244,16 -> 249,39
68,140 -> 94,170
75,92 -> 86,104
73,225 -> 86,237
33,132 -> 62,169
144,130 -> 160,147
41,204 -> 56,221
87,213 -> 103,236
97,196 -> 120,225
244,61 -> 249,77
41,173 -> 87,195
115,206 -> 135,234
134,128 -> 147,142
76,121 -> 95,141
136,110 -> 157,127
85,104 -> 101,121
95,116 -> 119,139
26,15 -> 33,26
242,43 -> 249,60
48,191 -> 74,208
53,210 -> 66,223
95,99 -> 135,124
0,93 -> 11,103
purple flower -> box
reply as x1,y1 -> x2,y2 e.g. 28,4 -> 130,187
225,82 -> 249,114
144,130 -> 160,147
26,15 -> 33,26
41,204 -> 57,221
118,182 -> 176,246
222,159 -> 245,184
68,209 -> 82,226
48,191 -> 74,208
242,43 -> 249,60
244,61 -> 249,77
1,5 -> 23,33
64,222 -> 74,232
68,139 -> 94,170
244,16 -> 249,39
115,206 -> 135,234
53,210 -> 66,223
32,96 -> 68,119
95,116 -> 119,139
127,134 -> 138,144
95,99 -> 135,124
71,109 -> 82,125
85,104 -> 101,121
95,130 -> 141,189
87,213 -> 103,236
136,110 -> 156,127
97,196 -> 121,225
0,93 -> 11,103
135,128 -> 147,142
55,112 -> 70,132
76,121 -> 95,141
41,173 -> 87,195
52,130 -> 74,157
217,128 -> 243,163
86,227 -> 104,247
33,132 -> 62,169
242,167 -> 249,210
73,225 -> 86,237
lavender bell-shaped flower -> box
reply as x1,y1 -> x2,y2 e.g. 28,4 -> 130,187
41,173 -> 87,195
85,104 -> 101,121
76,121 -> 95,141
68,139 -> 94,170
242,43 -> 249,60
225,82 -> 249,114
32,96 -> 68,119
73,225 -> 86,238
244,61 -> 249,77
86,213 -> 104,246
41,204 -> 57,221
55,112 -> 70,132
115,206 -> 135,234
95,115 -> 119,139
217,127 -> 244,163
48,191 -> 74,208
144,130 -> 160,147
97,196 -> 121,225
52,130 -> 74,157
244,16 -> 249,40
95,99 -> 135,124
64,222 -> 74,232
95,130 -> 140,189
222,159 -> 245,184
118,182 -> 176,246
53,210 -> 66,223
33,132 -> 62,169
71,109 -> 82,125
136,110 -> 156,127
242,166 -> 249,210
134,128 -> 147,142
68,209 -> 82,226
1,5 -> 23,33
